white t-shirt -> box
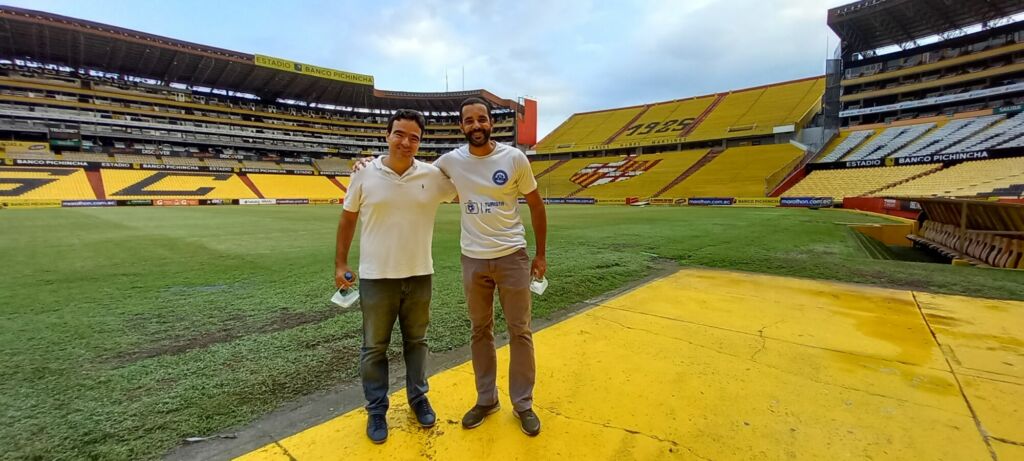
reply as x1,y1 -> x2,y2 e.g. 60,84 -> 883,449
434,143 -> 538,259
343,157 -> 457,279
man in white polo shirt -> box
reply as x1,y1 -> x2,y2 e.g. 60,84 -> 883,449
349,98 -> 548,436
334,109 -> 456,444
435,97 -> 548,437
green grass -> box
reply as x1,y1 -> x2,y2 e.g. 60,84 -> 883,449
2,205 -> 1022,460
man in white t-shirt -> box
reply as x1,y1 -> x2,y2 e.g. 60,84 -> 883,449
434,97 -> 547,437
334,109 -> 456,444
349,98 -> 548,436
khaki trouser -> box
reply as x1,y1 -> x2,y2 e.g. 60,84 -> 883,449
461,248 -> 535,412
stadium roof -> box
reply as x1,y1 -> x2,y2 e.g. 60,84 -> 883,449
0,5 -> 519,113
828,0 -> 1024,56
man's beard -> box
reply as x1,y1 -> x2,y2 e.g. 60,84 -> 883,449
464,128 -> 491,147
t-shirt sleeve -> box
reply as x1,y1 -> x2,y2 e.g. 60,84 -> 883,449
342,170 -> 363,212
438,175 -> 457,202
515,150 -> 538,195
434,151 -> 453,178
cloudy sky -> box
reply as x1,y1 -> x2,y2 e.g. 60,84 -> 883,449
10,0 -> 848,139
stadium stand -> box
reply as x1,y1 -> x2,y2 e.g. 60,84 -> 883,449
0,166 -> 96,199
528,159 -> 559,178
894,115 -> 1002,157
945,112 -> 1024,152
161,156 -> 205,167
280,163 -> 315,172
101,170 -> 258,199
0,5 -> 533,200
313,157 -> 352,173
60,152 -> 112,162
538,107 -> 647,153
114,154 -> 160,164
537,77 -> 824,154
7,151 -> 57,161
535,156 -> 625,197
842,122 -> 936,161
245,174 -> 345,199
878,157 -> 1024,197
661,145 -> 804,198
817,130 -> 874,162
783,164 -> 937,198
684,78 -> 824,143
814,113 -> 1024,162
242,160 -> 283,170
572,150 -> 709,199
203,158 -> 243,168
603,97 -> 717,149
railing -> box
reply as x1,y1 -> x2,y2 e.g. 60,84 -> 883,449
764,153 -> 805,195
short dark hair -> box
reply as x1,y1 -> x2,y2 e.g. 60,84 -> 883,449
386,109 -> 426,137
460,97 -> 492,119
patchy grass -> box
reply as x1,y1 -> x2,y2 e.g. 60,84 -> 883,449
2,205 -> 1021,460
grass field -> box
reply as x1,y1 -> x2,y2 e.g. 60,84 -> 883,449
3,205 -> 1023,460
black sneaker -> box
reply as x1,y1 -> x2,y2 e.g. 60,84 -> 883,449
411,397 -> 436,428
461,401 -> 500,429
514,408 -> 541,436
366,413 -> 387,444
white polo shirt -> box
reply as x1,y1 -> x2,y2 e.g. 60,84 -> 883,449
434,143 -> 538,259
343,157 -> 457,279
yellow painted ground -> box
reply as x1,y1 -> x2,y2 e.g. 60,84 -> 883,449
237,269 -> 1023,461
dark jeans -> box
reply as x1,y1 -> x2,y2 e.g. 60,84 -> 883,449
359,274 -> 432,415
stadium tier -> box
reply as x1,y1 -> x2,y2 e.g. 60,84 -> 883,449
528,159 -> 559,178
573,150 -> 710,199
660,145 -> 804,198
101,170 -> 258,200
0,5 -> 534,180
60,152 -> 114,163
783,164 -> 937,198
0,166 -> 96,200
536,77 -> 824,154
246,174 -> 346,199
815,113 -> 1021,163
535,156 -> 620,197
876,157 -> 1024,197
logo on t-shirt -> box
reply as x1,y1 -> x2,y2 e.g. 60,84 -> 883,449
492,170 -> 509,185
464,200 -> 505,215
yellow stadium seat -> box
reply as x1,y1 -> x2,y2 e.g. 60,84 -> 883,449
60,152 -> 113,162
573,150 -> 709,199
684,78 -> 825,143
604,97 -> 717,149
0,167 -> 96,200
534,156 -> 627,197
877,157 -> 1024,197
535,77 -> 824,154
246,174 -> 346,199
662,145 -> 804,197
529,160 -> 558,178
314,157 -> 352,173
536,107 -> 646,153
102,169 -> 257,199
784,164 -> 936,198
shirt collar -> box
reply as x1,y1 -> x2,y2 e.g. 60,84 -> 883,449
374,156 -> 419,177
